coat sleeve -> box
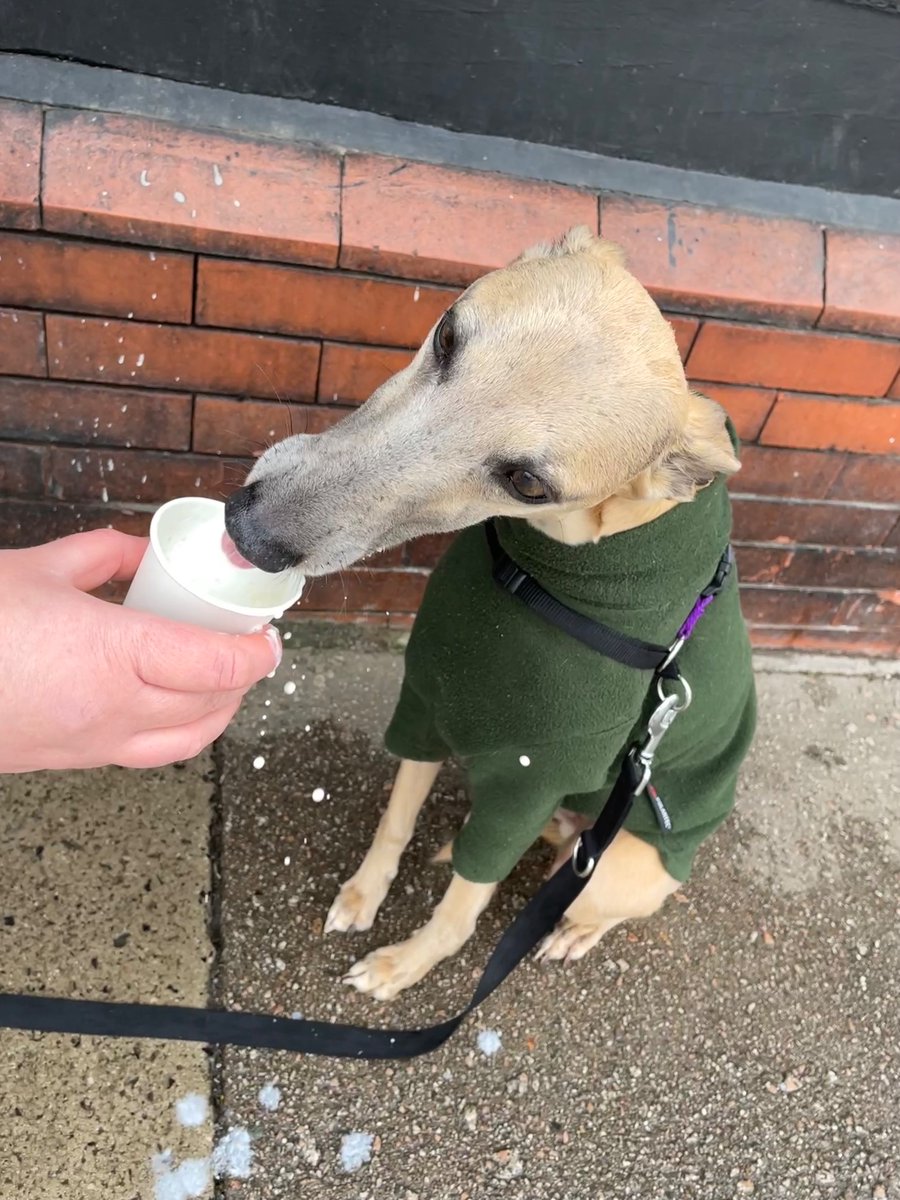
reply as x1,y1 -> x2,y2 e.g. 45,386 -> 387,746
384,676 -> 450,763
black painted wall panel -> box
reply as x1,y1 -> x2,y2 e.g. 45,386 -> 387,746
2,0 -> 899,196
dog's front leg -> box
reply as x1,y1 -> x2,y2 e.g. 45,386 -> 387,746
343,873 -> 496,1001
325,758 -> 443,934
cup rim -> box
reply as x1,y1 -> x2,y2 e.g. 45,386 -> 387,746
149,497 -> 305,618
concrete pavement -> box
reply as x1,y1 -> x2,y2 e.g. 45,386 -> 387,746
0,629 -> 897,1199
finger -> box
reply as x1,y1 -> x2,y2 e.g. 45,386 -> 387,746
37,529 -> 150,590
115,697 -> 243,769
126,618 -> 282,694
141,684 -> 248,730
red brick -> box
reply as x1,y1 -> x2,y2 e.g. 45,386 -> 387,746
0,498 -> 150,548
731,497 -> 898,548
43,110 -> 340,266
366,545 -> 408,568
0,232 -> 193,323
285,610 -> 378,626
749,627 -> 898,658
299,569 -> 428,614
47,447 -> 251,505
737,544 -> 897,591
193,396 -> 349,456
45,315 -> 319,400
760,393 -> 899,455
822,229 -> 900,338
837,591 -> 900,632
739,586 -> 844,627
732,445 -> 846,499
668,316 -> 699,362
0,443 -> 46,497
885,516 -> 900,549
405,532 -> 458,567
196,259 -> 456,349
318,343 -> 414,405
341,155 -> 597,286
687,321 -> 900,397
690,381 -> 775,442
827,455 -> 900,504
888,370 -> 900,401
603,198 -> 823,324
0,307 -> 46,376
0,101 -> 41,230
0,378 -> 191,450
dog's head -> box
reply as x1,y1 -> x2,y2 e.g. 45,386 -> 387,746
226,226 -> 739,574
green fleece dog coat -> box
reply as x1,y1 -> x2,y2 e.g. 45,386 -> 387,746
385,472 -> 757,885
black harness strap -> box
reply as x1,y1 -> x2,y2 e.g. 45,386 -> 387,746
0,525 -> 730,1058
485,520 -> 678,676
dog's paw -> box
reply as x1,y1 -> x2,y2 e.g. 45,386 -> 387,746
534,919 -> 605,964
324,876 -> 389,935
343,941 -> 432,1001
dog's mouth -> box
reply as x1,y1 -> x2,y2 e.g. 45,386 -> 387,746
220,531 -> 256,570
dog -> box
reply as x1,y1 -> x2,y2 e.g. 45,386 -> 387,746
225,226 -> 757,1001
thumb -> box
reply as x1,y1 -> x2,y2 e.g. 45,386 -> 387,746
37,529 -> 150,591
126,615 -> 283,694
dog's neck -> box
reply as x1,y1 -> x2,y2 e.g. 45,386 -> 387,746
528,493 -> 679,546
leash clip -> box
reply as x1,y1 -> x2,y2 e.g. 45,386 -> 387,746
631,674 -> 693,796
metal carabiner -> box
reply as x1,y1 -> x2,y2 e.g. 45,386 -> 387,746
631,673 -> 694,797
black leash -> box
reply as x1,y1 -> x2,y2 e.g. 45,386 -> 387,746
0,761 -> 638,1058
0,524 -> 731,1058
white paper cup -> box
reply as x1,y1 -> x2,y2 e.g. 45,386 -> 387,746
123,497 -> 305,634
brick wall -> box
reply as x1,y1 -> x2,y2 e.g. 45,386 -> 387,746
1,100 -> 898,656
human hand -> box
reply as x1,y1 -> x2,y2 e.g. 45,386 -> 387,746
0,529 -> 281,772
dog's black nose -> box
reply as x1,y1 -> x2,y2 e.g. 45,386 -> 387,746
224,484 -> 301,574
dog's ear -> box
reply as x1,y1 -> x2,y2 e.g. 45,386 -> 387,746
516,226 -> 626,268
646,391 -> 740,501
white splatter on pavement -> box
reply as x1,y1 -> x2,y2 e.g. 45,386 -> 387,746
339,1131 -> 374,1173
258,1082 -> 282,1112
174,1092 -> 208,1128
211,1127 -> 254,1179
477,1029 -> 502,1056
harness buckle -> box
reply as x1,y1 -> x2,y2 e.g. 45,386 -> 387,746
493,558 -> 529,594
702,544 -> 734,598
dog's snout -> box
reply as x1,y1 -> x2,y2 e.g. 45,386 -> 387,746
224,483 -> 302,574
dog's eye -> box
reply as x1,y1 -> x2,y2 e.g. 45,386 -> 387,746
507,469 -> 548,502
433,313 -> 456,362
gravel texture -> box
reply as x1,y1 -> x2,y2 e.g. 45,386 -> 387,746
214,634 -> 900,1200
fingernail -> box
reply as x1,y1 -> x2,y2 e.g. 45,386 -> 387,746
264,625 -> 283,669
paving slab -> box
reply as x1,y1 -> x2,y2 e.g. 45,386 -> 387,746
217,636 -> 900,1200
0,757 -> 216,1200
